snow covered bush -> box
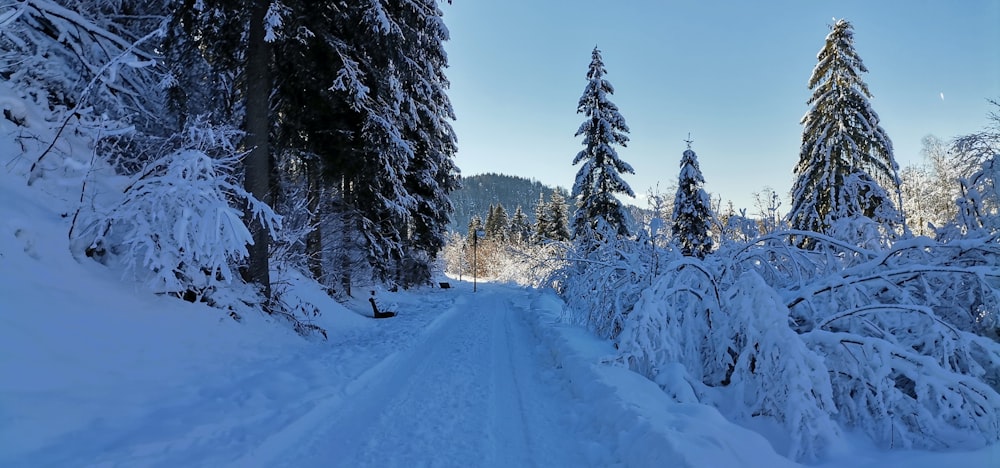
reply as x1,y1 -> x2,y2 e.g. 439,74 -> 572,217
562,228 -> 673,341
82,122 -> 280,303
939,156 -> 999,239
0,0 -> 166,132
565,225 -> 1000,461
615,258 -> 840,461
489,242 -> 568,289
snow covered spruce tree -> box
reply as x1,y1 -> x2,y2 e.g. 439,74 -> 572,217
509,206 -> 532,244
571,47 -> 635,245
271,0 -> 458,290
788,19 -> 903,242
545,191 -> 572,242
396,0 -> 461,287
671,142 -> 715,258
532,193 -> 551,244
485,203 -> 510,241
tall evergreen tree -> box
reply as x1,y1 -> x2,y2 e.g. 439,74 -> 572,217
671,142 -> 714,258
242,0 -> 275,299
486,203 -> 510,241
547,192 -> 572,242
509,206 -> 531,244
395,0 -> 460,287
167,0 -> 278,298
533,193 -> 551,244
571,47 -> 635,241
267,0 -> 458,289
483,204 -> 496,237
788,19 -> 903,236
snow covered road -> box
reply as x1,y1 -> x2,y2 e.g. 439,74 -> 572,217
5,281 -> 625,467
257,287 -> 607,467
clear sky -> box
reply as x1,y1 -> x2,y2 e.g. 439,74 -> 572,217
441,0 -> 1000,212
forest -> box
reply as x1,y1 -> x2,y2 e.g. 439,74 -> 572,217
2,0 -> 459,326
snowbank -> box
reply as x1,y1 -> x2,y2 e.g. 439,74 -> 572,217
522,291 -> 798,468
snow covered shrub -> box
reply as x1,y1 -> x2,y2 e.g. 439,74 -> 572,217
734,234 -> 1000,452
562,231 -> 676,341
573,225 -> 1000,461
490,242 -> 568,288
82,122 -> 280,303
616,258 -> 721,386
718,272 -> 840,460
0,0 -> 165,127
941,156 -> 999,238
617,259 -> 840,461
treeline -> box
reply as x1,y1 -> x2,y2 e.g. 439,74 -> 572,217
448,173 -> 567,233
442,191 -> 571,279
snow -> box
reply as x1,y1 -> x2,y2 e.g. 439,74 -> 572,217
3,89 -> 999,467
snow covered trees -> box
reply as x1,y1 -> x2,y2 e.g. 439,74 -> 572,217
5,0 -> 460,326
571,47 -> 635,243
899,136 -> 964,236
788,19 -> 903,240
283,0 -> 459,290
484,204 -> 510,241
671,143 -> 714,258
168,0 -> 460,292
557,22 -> 1000,463
509,206 -> 532,244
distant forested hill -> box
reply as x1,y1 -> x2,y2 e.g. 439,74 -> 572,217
448,173 -> 569,233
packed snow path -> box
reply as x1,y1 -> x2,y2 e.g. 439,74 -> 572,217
262,287 -> 607,467
5,283 -> 619,467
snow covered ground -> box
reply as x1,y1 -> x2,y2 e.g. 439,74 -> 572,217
2,151 -> 999,467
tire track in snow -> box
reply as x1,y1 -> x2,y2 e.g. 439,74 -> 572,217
260,286 -> 602,467
488,291 -> 533,466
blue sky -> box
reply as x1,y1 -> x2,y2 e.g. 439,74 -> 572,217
441,1 -> 1000,212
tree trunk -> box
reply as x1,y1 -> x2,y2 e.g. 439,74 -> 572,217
243,0 -> 272,300
340,176 -> 353,298
305,160 -> 323,282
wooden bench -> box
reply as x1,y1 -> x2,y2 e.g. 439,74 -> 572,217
439,282 -> 451,289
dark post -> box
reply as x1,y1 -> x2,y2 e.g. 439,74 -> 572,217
473,229 -> 484,292
473,231 -> 478,292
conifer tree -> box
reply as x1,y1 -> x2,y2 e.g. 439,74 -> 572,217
509,206 -> 531,244
266,0 -> 457,289
547,192 -> 572,242
571,47 -> 635,241
671,142 -> 714,258
167,0 -> 277,298
395,0 -> 460,287
483,204 -> 496,237
486,203 -> 510,241
533,193 -> 551,244
788,19 -> 903,236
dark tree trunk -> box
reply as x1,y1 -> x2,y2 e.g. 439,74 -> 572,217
243,0 -> 272,300
306,160 -> 323,282
340,176 -> 353,298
